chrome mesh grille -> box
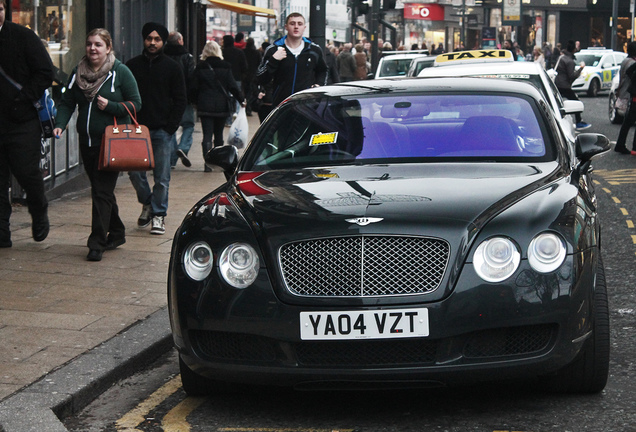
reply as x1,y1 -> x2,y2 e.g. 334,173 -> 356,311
280,236 -> 449,297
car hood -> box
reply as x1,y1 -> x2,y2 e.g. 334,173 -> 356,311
229,161 -> 564,305
235,162 -> 561,240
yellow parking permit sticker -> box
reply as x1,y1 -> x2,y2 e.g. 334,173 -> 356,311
434,49 -> 513,66
310,132 -> 338,146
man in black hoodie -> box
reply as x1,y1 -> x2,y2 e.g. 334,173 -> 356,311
165,31 -> 195,168
0,0 -> 54,248
222,35 -> 247,124
126,22 -> 186,236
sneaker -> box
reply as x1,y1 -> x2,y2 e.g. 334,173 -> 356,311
150,216 -> 165,235
177,149 -> 192,167
575,122 -> 591,131
138,204 -> 152,227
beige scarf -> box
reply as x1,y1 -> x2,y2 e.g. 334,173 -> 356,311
75,52 -> 115,101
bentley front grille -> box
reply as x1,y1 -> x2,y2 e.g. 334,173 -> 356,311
279,236 -> 450,297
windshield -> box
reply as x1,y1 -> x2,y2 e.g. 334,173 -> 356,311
243,94 -> 553,170
574,53 -> 603,67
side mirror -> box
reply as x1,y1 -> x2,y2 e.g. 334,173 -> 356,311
575,133 -> 610,162
575,133 -> 610,175
205,145 -> 239,178
560,100 -> 584,116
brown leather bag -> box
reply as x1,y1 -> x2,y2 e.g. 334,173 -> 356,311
98,103 -> 154,171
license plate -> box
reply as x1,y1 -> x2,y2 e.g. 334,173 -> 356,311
300,308 -> 429,340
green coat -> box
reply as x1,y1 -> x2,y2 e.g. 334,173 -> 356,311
55,59 -> 142,147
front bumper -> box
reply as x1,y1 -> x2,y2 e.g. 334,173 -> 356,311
169,246 -> 598,389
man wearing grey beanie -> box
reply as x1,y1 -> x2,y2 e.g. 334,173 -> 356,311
126,22 -> 186,235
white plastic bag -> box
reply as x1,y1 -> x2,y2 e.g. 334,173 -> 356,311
616,96 -> 629,112
228,107 -> 249,149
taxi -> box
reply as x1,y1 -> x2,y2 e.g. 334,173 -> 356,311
573,48 -> 626,97
374,50 -> 430,79
169,77 -> 611,396
418,49 -> 583,148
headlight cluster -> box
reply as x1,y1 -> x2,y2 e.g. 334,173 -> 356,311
183,242 -> 213,281
182,241 -> 260,288
473,232 -> 567,282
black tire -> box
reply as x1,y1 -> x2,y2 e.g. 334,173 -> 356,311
546,255 -> 610,393
609,93 -> 624,124
179,355 -> 231,396
587,79 -> 601,97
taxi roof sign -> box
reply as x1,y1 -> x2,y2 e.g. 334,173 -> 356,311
434,50 -> 514,66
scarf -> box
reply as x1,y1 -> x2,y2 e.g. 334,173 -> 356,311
75,52 -> 115,101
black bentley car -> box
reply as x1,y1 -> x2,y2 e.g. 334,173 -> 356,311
168,78 -> 611,395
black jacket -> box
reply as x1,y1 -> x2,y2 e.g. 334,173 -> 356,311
164,43 -> 196,91
555,50 -> 582,90
222,46 -> 248,82
243,46 -> 262,82
126,51 -> 186,134
191,57 -> 243,117
0,21 -> 54,124
256,36 -> 328,107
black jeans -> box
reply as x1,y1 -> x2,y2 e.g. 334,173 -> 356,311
616,99 -> 636,151
557,87 -> 583,124
200,116 -> 228,157
80,143 -> 125,251
0,117 -> 48,240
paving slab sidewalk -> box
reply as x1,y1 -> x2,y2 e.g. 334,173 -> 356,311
0,114 -> 260,431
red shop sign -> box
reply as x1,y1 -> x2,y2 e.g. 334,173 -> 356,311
404,4 -> 445,21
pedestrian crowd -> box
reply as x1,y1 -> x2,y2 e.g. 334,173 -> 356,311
1,0 -> 622,261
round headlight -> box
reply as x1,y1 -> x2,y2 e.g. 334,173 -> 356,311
219,243 -> 260,288
528,232 -> 566,273
183,242 -> 213,281
473,237 -> 521,282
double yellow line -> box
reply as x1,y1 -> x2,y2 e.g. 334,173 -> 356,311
594,169 -> 636,255
114,375 -> 204,432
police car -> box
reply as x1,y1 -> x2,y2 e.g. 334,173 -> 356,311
418,49 -> 583,147
573,48 -> 626,97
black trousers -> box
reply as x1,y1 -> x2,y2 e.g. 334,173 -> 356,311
616,99 -> 636,151
557,87 -> 583,124
200,116 -> 228,157
80,143 -> 125,251
0,117 -> 48,240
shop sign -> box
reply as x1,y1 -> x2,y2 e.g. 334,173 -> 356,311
502,0 -> 521,25
403,3 -> 445,20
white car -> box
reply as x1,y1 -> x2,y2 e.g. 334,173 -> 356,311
608,74 -> 625,124
419,50 -> 583,148
406,55 -> 437,77
573,48 -> 626,97
374,51 -> 430,79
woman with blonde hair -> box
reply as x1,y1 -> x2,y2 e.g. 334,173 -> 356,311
190,40 -> 244,171
53,28 -> 141,261
533,45 -> 545,69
